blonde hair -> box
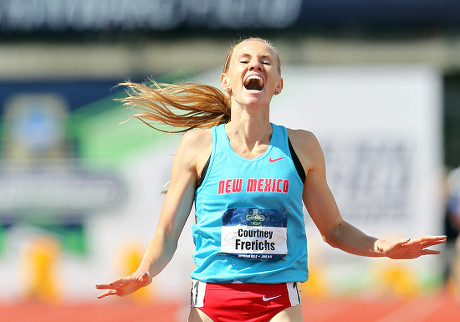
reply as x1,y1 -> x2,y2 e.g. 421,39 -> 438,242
118,38 -> 280,133
118,81 -> 231,133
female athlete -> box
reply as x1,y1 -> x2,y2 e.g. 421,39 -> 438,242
96,38 -> 446,321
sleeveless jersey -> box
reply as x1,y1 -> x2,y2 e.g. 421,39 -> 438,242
191,123 -> 308,283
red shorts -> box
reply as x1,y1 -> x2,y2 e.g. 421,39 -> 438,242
191,280 -> 301,322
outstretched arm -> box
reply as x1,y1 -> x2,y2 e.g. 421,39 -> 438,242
96,130 -> 211,299
289,129 -> 446,259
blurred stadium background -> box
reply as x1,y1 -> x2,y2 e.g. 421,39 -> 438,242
1,0 -> 460,321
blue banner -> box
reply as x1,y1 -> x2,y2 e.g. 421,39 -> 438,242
0,0 -> 458,34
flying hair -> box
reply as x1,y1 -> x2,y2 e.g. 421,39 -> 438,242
117,81 -> 231,133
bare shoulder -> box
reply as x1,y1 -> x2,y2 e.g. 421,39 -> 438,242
287,128 -> 322,153
180,128 -> 212,150
286,128 -> 324,171
176,128 -> 212,174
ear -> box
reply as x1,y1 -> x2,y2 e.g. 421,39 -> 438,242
274,77 -> 284,95
221,73 -> 232,94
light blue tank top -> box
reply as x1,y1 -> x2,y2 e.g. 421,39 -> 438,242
191,123 -> 308,283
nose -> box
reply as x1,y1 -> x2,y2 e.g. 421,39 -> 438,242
248,58 -> 262,71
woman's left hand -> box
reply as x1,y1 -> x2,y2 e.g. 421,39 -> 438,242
377,236 -> 447,259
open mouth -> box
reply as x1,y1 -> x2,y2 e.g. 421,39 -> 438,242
243,75 -> 264,91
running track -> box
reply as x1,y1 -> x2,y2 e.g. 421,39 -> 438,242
1,292 -> 459,321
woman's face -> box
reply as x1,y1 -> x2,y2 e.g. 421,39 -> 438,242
221,40 -> 283,108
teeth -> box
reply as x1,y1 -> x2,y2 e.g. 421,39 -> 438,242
247,75 -> 262,81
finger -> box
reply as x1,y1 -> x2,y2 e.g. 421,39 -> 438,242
430,236 -> 447,244
420,249 -> 441,256
421,240 -> 447,248
96,281 -> 123,290
95,283 -> 113,290
417,236 -> 447,243
419,236 -> 447,246
98,277 -> 131,289
406,236 -> 446,247
97,289 -> 118,299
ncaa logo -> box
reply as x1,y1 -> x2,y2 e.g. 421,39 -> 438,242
246,209 -> 265,225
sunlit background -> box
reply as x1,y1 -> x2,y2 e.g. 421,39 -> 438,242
1,1 -> 460,321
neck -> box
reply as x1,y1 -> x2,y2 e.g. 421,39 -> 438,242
225,100 -> 272,152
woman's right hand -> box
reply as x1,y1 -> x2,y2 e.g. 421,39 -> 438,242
96,272 -> 152,299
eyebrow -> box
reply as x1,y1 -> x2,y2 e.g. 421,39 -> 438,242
237,53 -> 274,61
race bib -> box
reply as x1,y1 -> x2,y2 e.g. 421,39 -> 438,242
220,208 -> 288,261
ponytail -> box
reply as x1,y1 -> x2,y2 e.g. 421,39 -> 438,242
117,80 -> 231,133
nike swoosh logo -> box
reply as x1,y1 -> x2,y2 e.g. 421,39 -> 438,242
262,295 -> 281,301
269,157 -> 285,162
